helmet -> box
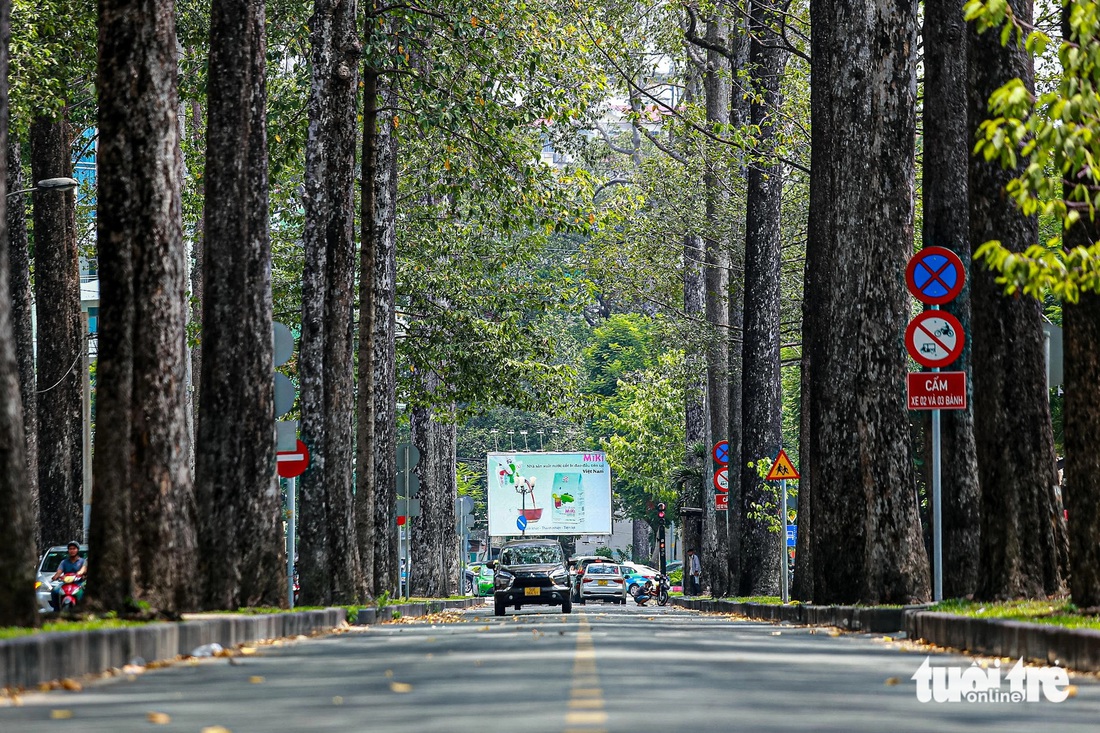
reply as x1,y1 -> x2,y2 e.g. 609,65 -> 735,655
67,541 -> 80,550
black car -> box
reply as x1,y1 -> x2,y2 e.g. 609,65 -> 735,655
490,539 -> 572,616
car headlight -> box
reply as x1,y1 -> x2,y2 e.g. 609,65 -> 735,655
35,581 -> 42,590
494,570 -> 513,588
550,570 -> 568,585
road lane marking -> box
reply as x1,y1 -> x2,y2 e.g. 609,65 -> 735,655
565,614 -> 608,733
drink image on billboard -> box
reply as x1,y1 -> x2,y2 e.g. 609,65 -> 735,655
487,452 -> 612,536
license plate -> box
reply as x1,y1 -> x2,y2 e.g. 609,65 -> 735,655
524,587 -> 541,597
598,580 -> 608,586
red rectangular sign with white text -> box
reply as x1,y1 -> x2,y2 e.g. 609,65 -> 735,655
716,493 -> 728,511
907,371 -> 967,410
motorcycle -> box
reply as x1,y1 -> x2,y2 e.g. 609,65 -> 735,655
50,574 -> 85,612
633,574 -> 669,606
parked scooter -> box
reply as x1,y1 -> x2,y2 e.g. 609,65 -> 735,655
50,574 -> 85,612
633,574 -> 669,606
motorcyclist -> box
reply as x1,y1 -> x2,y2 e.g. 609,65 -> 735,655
50,542 -> 87,611
635,577 -> 656,606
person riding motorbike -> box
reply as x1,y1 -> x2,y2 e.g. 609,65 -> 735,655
50,541 -> 87,611
634,573 -> 669,606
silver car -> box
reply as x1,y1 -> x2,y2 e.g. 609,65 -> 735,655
578,562 -> 627,605
35,545 -> 87,612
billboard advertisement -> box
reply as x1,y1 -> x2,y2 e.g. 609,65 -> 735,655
487,452 -> 612,536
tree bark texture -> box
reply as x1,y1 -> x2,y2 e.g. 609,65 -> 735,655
922,0 -> 980,598
632,519 -> 652,565
31,115 -> 83,549
92,0 -> 197,613
0,0 -> 38,626
738,0 -> 788,597
806,0 -> 930,604
967,4 -> 1066,600
299,0 -> 365,605
1062,6 -> 1100,612
6,138 -> 39,553
195,0 -> 283,610
683,231 -> 706,575
703,19 -> 731,598
362,60 -> 399,599
188,98 -> 204,473
410,397 -> 457,597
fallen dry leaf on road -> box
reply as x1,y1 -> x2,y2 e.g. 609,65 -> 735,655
389,682 -> 413,693
61,679 -> 82,691
147,712 -> 171,724
771,632 -> 782,637
249,676 -> 265,684
384,669 -> 394,678
50,710 -> 73,720
239,647 -> 256,656
201,727 -> 232,733
1067,685 -> 1079,698
332,696 -> 344,705
885,678 -> 900,686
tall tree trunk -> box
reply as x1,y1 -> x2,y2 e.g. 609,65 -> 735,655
738,0 -> 788,597
6,138 -> 39,553
967,1 -> 1066,600
1061,5 -> 1100,612
195,0 -> 282,610
703,18 -> 731,598
632,519 -> 652,564
923,0 -> 980,598
31,115 -> 83,548
299,0 -> 365,605
410,395 -> 457,597
92,0 -> 197,613
0,0 -> 38,626
359,55 -> 400,599
807,0 -> 930,604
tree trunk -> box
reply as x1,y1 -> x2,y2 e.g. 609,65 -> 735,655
738,0 -> 788,597
92,0 -> 197,613
1062,5 -> 1100,612
410,397 -> 457,597
299,0 -> 365,605
632,519 -> 652,564
807,0 -> 930,604
360,56 -> 400,599
703,18 -> 731,598
31,115 -> 83,549
0,0 -> 38,626
923,0 -> 980,599
188,98 -> 204,471
195,0 -> 282,610
6,138 -> 39,554
967,2 -> 1066,600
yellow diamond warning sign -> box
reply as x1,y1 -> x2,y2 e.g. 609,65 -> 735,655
765,449 -> 799,481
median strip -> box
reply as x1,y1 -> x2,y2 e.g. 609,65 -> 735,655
565,614 -> 607,733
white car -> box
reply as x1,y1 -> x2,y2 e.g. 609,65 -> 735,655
578,563 -> 627,605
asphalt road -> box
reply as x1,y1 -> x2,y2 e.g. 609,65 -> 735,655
1,600 -> 1098,732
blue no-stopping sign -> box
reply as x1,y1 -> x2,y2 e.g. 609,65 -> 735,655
906,246 -> 966,305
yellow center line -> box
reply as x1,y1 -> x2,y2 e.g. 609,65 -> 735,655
564,613 -> 608,733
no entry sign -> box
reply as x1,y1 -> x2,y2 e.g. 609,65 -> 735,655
906,246 -> 966,305
905,311 -> 965,368
277,440 -> 310,479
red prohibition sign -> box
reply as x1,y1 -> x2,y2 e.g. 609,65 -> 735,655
905,311 -> 965,368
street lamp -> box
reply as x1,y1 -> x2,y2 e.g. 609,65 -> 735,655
507,430 -> 515,450
489,429 -> 499,451
537,430 -> 544,450
519,430 -> 528,450
7,176 -> 80,198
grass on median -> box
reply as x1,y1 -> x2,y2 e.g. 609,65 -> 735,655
929,598 -> 1100,630
0,617 -> 150,641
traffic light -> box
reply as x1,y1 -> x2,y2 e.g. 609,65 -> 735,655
657,502 -> 666,519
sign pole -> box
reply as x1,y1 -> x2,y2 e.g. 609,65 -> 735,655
931,309 -> 943,602
287,476 -> 296,609
780,478 -> 788,604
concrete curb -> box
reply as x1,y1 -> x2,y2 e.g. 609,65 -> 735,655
905,611 -> 1100,671
671,597 -> 924,633
1,597 -> 488,690
0,608 -> 346,690
673,597 -> 1100,672
352,597 -> 486,625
